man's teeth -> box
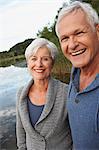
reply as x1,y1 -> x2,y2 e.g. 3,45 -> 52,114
71,49 -> 86,56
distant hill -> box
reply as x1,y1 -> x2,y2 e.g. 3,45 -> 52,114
0,38 -> 34,59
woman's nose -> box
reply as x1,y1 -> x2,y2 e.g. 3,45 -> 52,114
36,58 -> 43,67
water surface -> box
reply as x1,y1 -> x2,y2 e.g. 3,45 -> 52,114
0,65 -> 30,149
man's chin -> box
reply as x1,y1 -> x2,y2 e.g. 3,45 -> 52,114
72,63 -> 84,68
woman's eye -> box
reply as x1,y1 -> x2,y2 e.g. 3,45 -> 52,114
31,57 -> 37,61
43,57 -> 49,61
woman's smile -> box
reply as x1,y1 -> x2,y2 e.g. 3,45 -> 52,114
34,69 -> 45,73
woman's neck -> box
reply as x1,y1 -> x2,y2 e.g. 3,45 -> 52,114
29,77 -> 50,105
33,77 -> 50,92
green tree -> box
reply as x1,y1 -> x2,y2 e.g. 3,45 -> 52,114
83,0 -> 99,14
37,25 -> 60,49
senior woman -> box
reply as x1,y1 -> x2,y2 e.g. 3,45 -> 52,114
16,38 -> 72,150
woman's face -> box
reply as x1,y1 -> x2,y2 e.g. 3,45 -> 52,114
27,46 -> 53,81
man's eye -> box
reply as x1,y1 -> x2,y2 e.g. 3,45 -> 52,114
76,31 -> 84,36
61,37 -> 69,42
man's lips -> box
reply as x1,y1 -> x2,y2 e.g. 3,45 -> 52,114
71,48 -> 86,56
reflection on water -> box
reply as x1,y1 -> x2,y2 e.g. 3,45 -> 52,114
0,107 -> 16,149
0,65 -> 30,149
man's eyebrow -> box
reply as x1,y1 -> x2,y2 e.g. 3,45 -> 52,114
60,35 -> 69,39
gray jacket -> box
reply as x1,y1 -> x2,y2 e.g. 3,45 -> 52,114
16,77 -> 72,150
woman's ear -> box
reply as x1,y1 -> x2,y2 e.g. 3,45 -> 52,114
52,59 -> 55,66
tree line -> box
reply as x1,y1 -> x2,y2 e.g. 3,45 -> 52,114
0,0 -> 98,68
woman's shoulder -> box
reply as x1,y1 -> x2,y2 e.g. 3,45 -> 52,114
16,86 -> 24,105
51,78 -> 68,100
51,78 -> 68,95
17,86 -> 24,97
17,79 -> 33,97
53,78 -> 68,88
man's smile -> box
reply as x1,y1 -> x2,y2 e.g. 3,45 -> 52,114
71,48 -> 86,56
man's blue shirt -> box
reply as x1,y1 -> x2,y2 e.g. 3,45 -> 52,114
67,68 -> 99,150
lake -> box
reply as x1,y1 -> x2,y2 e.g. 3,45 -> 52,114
0,65 -> 30,150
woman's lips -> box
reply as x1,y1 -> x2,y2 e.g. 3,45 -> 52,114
34,69 -> 44,73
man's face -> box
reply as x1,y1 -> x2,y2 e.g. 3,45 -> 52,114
58,9 -> 99,69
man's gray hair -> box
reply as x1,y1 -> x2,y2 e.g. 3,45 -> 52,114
55,1 -> 99,36
25,38 -> 58,60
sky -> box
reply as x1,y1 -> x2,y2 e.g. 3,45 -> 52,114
0,0 -> 70,52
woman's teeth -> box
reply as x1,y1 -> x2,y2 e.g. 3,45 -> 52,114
35,69 -> 44,73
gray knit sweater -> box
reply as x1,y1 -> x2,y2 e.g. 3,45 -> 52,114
16,77 -> 72,150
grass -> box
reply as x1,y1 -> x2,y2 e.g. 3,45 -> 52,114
0,55 -> 25,67
52,56 -> 72,84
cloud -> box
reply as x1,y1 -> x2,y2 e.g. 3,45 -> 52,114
0,0 -> 68,52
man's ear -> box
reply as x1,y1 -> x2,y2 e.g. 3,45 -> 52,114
96,24 -> 99,39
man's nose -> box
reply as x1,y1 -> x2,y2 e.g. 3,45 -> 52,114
68,37 -> 78,50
